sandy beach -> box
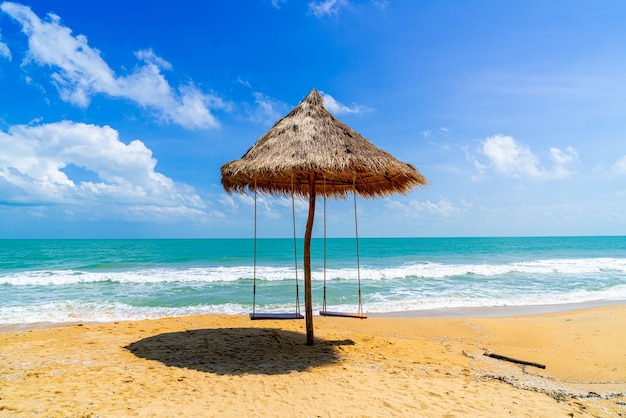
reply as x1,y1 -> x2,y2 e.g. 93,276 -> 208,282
1,305 -> 625,417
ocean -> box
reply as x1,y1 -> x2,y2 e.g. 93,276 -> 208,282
1,236 -> 626,325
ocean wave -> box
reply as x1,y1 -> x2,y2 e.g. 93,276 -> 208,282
0,267 -> 252,286
0,301 -> 249,325
362,285 -> 626,313
394,258 -> 626,279
2,257 -> 625,286
2,286 -> 626,325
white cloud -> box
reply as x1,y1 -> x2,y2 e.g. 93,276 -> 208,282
482,135 -> 540,177
246,92 -> 290,124
308,0 -> 348,17
478,134 -> 578,180
220,191 -> 309,220
0,121 -> 206,220
0,2 -> 225,129
549,146 -> 578,179
218,194 -> 238,210
371,0 -> 388,10
423,126 -> 451,152
253,195 -> 282,219
320,91 -> 371,115
222,192 -> 279,218
237,76 -> 252,88
387,197 -> 470,218
611,155 -> 626,175
412,198 -> 468,217
235,81 -> 289,125
0,29 -> 11,60
308,0 -> 385,17
270,0 -> 287,9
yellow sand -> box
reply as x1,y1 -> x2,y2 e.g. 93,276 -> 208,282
1,305 -> 625,417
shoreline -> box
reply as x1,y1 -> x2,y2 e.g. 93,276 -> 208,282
369,298 -> 626,318
2,298 -> 625,334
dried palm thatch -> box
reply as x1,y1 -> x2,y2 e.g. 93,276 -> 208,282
221,89 -> 427,198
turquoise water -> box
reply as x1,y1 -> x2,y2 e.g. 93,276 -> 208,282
1,237 -> 626,324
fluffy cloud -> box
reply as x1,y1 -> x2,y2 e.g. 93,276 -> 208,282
0,29 -> 10,60
219,191 -> 309,220
233,79 -> 289,124
387,198 -> 471,218
477,135 -> 578,180
320,91 -> 371,115
246,92 -> 290,125
270,0 -> 288,9
308,0 -> 348,17
611,155 -> 626,175
0,121 -> 206,220
0,2 -> 226,129
308,0 -> 386,17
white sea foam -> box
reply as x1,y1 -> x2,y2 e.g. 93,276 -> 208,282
384,257 -> 626,279
0,301 -> 249,325
3,257 -> 625,286
0,267 -> 251,286
362,285 -> 626,313
2,285 -> 626,325
2,256 -> 626,325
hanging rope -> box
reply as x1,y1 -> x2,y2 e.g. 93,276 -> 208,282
319,177 -> 366,319
252,179 -> 257,317
291,177 -> 301,315
250,177 -> 303,320
322,177 -> 328,314
353,182 -> 364,317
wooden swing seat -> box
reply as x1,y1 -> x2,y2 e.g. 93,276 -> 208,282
319,310 -> 367,319
250,312 -> 304,320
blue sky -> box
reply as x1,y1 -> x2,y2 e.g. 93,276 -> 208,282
1,1 -> 625,238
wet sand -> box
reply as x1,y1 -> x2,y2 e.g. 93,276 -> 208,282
1,305 -> 625,417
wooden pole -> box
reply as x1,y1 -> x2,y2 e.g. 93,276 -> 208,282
304,173 -> 316,345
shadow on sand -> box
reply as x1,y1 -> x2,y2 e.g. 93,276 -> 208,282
124,327 -> 354,375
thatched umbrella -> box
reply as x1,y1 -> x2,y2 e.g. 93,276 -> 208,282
221,89 -> 427,345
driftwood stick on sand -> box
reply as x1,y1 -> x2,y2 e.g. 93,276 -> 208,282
484,352 -> 546,369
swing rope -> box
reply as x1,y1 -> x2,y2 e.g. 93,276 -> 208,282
250,177 -> 303,320
322,177 -> 328,314
320,177 -> 366,319
253,179 -> 257,317
291,178 -> 301,316
353,185 -> 364,317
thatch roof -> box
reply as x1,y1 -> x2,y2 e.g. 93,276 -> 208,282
221,89 -> 427,198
